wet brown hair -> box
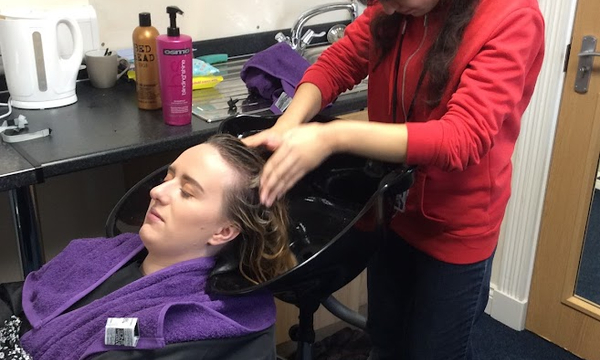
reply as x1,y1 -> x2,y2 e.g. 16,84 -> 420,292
206,134 -> 296,284
362,0 -> 480,108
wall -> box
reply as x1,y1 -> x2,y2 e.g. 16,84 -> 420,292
0,0 -> 354,51
484,0 -> 577,330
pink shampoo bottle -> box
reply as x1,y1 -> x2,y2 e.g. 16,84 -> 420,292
156,6 -> 193,126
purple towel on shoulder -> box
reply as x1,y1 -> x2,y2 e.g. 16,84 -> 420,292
20,233 -> 275,360
240,42 -> 310,114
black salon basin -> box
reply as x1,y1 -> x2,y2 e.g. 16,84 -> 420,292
271,195 -> 376,304
209,115 -> 415,306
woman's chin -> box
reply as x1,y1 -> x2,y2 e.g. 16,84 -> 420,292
139,224 -> 155,243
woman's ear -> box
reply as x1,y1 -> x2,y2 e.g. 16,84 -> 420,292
209,224 -> 241,246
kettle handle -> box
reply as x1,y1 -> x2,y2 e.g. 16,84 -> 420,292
57,17 -> 83,70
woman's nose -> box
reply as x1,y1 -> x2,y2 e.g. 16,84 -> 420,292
150,181 -> 172,203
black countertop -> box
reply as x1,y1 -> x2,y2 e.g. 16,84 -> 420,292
0,142 -> 37,191
8,80 -> 220,179
2,77 -> 366,187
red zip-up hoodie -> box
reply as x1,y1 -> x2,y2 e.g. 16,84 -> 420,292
300,0 -> 545,264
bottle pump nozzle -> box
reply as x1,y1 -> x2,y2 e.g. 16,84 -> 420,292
166,6 -> 184,36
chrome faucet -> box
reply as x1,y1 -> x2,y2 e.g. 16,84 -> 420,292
278,1 -> 359,55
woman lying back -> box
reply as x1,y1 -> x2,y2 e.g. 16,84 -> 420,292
0,134 -> 296,360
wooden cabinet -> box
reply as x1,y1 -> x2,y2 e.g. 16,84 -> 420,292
275,270 -> 368,344
274,109 -> 370,344
336,109 -> 369,122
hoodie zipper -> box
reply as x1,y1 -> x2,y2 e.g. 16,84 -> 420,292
391,16 -> 429,123
391,20 -> 407,124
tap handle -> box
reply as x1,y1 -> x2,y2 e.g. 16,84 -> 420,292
300,29 -> 326,49
275,32 -> 292,46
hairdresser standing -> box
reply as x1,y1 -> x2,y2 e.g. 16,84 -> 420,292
245,0 -> 544,358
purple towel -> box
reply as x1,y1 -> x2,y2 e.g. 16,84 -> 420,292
241,42 -> 310,114
20,233 -> 275,360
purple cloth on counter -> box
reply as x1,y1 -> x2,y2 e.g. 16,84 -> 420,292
21,233 -> 275,360
240,42 -> 311,114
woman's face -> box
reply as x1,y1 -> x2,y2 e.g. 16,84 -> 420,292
139,143 -> 240,261
379,0 -> 441,17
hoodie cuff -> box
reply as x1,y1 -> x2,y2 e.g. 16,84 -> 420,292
298,70 -> 335,110
405,121 -> 444,166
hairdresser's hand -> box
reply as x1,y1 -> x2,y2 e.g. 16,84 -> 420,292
260,122 -> 333,206
242,121 -> 291,151
244,83 -> 322,149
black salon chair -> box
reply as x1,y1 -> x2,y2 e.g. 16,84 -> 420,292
105,115 -> 415,360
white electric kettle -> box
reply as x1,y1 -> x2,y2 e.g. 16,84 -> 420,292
0,9 -> 83,109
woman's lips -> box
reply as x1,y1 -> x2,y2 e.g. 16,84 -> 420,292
146,208 -> 164,222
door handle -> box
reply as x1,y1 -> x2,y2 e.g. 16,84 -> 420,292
575,36 -> 599,94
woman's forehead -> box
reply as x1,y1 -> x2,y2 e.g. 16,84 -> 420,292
176,144 -> 237,183
179,143 -> 219,164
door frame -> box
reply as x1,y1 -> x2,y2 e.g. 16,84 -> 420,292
526,0 -> 600,357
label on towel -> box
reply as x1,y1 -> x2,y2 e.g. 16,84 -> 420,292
105,317 -> 140,347
274,91 -> 292,112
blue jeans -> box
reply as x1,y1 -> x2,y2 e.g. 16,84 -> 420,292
367,231 -> 494,360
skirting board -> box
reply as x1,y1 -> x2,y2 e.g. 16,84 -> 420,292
485,285 -> 528,331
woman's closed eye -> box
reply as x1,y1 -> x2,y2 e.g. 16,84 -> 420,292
180,189 -> 193,199
162,167 -> 202,199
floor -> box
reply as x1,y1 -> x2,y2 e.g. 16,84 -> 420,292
276,305 -> 583,360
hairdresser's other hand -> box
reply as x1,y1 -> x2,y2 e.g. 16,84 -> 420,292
242,116 -> 299,151
242,107 -> 304,151
244,83 -> 323,150
260,122 -> 332,206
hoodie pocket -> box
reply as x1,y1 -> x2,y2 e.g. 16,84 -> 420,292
417,168 -> 492,238
412,171 -> 446,223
